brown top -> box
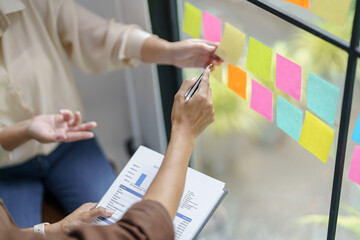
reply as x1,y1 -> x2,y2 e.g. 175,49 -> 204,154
0,199 -> 174,240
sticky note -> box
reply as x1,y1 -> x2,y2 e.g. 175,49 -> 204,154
276,54 -> 302,101
351,113 -> 360,144
246,37 -> 273,82
276,96 -> 303,142
283,0 -> 310,9
227,63 -> 247,100
202,11 -> 222,42
307,73 -> 339,126
349,146 -> 360,186
210,64 -> 223,83
250,79 -> 273,122
311,0 -> 352,26
214,22 -> 245,66
299,111 -> 334,163
182,2 -> 201,38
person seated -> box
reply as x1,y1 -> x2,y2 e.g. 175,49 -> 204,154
0,0 -> 221,228
0,68 -> 214,239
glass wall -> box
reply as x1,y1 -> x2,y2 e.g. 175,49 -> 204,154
176,0 -> 360,239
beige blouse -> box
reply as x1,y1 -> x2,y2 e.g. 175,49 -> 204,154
0,0 -> 151,168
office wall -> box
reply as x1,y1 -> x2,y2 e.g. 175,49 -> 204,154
72,0 -> 166,171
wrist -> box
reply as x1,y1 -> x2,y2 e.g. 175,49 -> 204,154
44,221 -> 64,234
170,127 -> 195,147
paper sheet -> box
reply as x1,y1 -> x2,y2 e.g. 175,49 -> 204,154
214,22 -> 245,66
307,73 -> 339,126
94,146 -> 225,240
299,111 -> 334,163
227,63 -> 247,100
311,0 -> 352,26
182,2 -> 202,38
246,37 -> 273,82
352,113 -> 360,144
283,0 -> 310,9
202,11 -> 222,42
276,96 -> 303,142
348,145 -> 360,186
250,79 -> 273,122
276,54 -> 302,101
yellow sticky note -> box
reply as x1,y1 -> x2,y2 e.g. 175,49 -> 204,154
210,64 -> 223,83
299,111 -> 334,163
182,2 -> 202,38
311,0 -> 352,26
214,22 -> 245,66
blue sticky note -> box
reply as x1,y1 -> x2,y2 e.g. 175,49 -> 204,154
352,113 -> 360,144
307,73 -> 339,126
276,96 -> 303,141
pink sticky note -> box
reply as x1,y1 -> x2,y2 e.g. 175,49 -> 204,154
202,11 -> 222,42
276,54 -> 302,101
250,79 -> 273,122
349,145 -> 360,185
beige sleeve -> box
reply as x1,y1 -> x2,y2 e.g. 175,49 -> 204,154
56,0 -> 152,74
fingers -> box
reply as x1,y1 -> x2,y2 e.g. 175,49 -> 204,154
69,121 -> 97,131
70,111 -> 81,127
177,77 -> 197,96
59,110 -> 82,127
89,206 -> 114,219
59,109 -> 74,122
62,131 -> 95,142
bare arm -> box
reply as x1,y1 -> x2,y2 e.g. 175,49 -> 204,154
143,68 -> 214,218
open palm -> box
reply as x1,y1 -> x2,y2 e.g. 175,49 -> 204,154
28,110 -> 97,143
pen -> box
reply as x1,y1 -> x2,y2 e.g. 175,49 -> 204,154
185,64 -> 212,102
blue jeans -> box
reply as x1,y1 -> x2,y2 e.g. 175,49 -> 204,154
0,138 -> 116,228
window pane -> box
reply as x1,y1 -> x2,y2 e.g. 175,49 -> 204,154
176,0 -> 356,239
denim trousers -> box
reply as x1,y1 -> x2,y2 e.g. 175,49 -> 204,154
0,138 -> 116,228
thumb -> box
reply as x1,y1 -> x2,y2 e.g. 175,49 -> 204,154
89,207 -> 114,218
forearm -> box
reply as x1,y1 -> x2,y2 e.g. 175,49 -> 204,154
143,130 -> 194,219
141,36 -> 173,65
0,120 -> 31,151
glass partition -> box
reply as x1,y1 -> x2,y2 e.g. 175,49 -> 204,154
175,0 -> 359,239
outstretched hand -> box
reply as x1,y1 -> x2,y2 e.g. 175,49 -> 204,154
27,109 -> 97,143
170,39 -> 223,69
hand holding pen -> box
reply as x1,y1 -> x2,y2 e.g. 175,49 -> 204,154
171,64 -> 214,140
185,64 -> 213,102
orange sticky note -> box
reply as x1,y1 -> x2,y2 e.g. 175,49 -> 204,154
227,63 -> 247,100
283,0 -> 310,9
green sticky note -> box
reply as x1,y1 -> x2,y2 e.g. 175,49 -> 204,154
246,37 -> 273,82
311,0 -> 352,26
214,22 -> 246,66
182,2 -> 202,38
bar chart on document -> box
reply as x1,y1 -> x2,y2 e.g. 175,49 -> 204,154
94,148 -> 161,225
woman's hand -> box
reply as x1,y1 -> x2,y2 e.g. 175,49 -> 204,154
169,39 -> 223,69
171,67 -> 215,141
27,109 -> 97,143
141,37 -> 222,69
46,203 -> 114,234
